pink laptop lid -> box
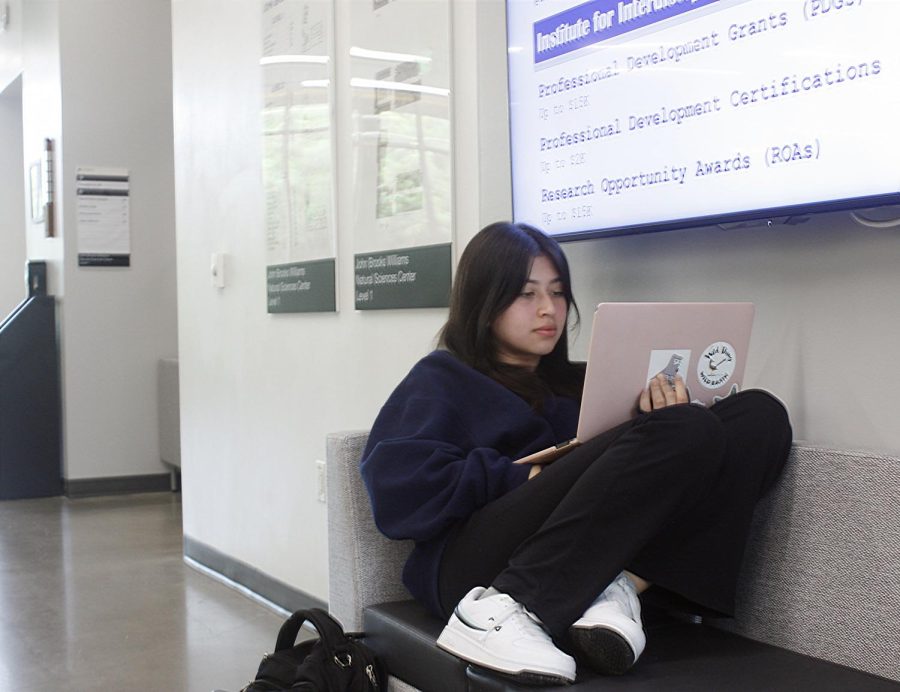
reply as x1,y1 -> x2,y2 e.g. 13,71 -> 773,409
576,302 -> 755,441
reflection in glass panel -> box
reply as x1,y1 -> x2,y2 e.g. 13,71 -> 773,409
261,0 -> 335,265
348,0 -> 452,256
351,62 -> 452,253
263,66 -> 335,263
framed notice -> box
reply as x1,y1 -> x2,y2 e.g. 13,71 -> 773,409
349,0 -> 453,310
76,167 -> 130,267
262,0 -> 338,313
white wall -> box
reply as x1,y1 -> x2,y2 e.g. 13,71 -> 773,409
562,214 -> 900,455
0,0 -> 26,317
55,0 -> 178,480
0,0 -> 22,91
0,75 -> 26,318
0,0 -> 179,481
172,0 -> 900,608
173,0 -> 450,601
20,0 -> 62,291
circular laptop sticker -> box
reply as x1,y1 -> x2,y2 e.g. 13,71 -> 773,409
698,342 -> 736,389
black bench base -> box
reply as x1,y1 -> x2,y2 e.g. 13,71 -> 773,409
363,600 -> 900,691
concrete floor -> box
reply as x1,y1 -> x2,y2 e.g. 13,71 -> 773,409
0,492 -> 289,691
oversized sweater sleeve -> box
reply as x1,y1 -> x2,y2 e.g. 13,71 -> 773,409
360,391 -> 531,544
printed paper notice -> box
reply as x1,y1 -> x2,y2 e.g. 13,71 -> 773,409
76,167 -> 130,267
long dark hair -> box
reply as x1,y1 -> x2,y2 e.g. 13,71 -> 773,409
439,222 -> 585,408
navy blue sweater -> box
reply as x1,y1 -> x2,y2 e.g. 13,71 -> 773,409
360,350 -> 579,617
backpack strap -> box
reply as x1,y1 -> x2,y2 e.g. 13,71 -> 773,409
274,607 -> 352,657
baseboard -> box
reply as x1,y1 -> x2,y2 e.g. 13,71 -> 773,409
65,472 -> 174,498
183,535 -> 326,615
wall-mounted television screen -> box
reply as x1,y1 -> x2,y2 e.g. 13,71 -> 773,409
506,0 -> 899,240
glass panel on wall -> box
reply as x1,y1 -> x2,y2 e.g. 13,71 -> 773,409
262,0 -> 338,313
349,0 -> 453,310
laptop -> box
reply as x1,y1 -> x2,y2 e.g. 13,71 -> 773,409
514,302 -> 755,465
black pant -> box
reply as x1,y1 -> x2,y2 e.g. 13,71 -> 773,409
437,390 -> 792,640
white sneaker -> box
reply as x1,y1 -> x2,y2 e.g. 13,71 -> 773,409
568,573 -> 646,675
436,587 -> 576,684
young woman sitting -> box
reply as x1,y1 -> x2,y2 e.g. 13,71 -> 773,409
360,222 -> 792,684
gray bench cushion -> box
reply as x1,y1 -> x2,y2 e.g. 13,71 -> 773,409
725,445 -> 900,680
327,430 -> 412,631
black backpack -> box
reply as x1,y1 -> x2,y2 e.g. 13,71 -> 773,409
241,608 -> 386,691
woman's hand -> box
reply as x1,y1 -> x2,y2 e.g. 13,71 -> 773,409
638,373 -> 689,413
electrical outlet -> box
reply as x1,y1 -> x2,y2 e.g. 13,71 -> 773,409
315,460 -> 326,503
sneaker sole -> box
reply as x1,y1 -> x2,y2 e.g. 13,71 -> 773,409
568,626 -> 635,676
437,627 -> 575,685
481,666 -> 575,687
